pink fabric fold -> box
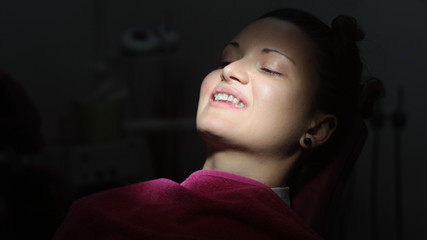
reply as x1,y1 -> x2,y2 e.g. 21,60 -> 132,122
54,170 -> 322,240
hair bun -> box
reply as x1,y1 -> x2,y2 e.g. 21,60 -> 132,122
331,15 -> 365,42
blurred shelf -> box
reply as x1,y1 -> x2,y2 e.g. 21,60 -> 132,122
124,118 -> 196,134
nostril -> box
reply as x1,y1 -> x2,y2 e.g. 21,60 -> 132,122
222,72 -> 241,82
220,74 -> 227,82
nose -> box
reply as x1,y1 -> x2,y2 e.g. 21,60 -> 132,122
221,60 -> 249,85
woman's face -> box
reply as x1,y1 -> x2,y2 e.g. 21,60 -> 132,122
197,18 -> 318,156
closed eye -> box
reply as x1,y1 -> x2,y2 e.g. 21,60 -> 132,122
261,67 -> 282,76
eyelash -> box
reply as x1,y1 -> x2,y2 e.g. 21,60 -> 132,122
261,68 -> 282,76
219,61 -> 282,77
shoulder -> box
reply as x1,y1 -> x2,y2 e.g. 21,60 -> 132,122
54,178 -> 179,239
74,178 -> 179,211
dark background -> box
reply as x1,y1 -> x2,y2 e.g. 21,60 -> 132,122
1,0 -> 426,239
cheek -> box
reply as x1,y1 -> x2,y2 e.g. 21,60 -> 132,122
199,79 -> 211,100
255,81 -> 309,129
255,81 -> 290,109
197,71 -> 220,116
199,71 -> 219,99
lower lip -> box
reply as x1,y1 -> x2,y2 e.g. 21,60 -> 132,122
209,98 -> 246,110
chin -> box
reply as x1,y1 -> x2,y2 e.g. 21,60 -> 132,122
197,114 -> 233,143
197,115 -> 223,138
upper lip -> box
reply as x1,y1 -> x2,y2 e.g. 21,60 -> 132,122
211,85 -> 249,106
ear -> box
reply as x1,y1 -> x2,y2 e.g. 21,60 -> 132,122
300,113 -> 337,148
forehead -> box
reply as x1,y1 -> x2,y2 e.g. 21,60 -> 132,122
237,18 -> 303,37
232,18 -> 314,58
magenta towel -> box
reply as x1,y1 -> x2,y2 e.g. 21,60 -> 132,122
54,170 -> 322,240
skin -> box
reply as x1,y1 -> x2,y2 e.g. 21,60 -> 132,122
196,17 -> 336,187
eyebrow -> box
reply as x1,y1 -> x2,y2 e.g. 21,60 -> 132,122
225,41 -> 296,66
261,48 -> 296,65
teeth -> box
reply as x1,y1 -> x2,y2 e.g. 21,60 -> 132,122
214,93 -> 245,107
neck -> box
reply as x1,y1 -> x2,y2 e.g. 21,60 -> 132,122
202,147 -> 301,188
